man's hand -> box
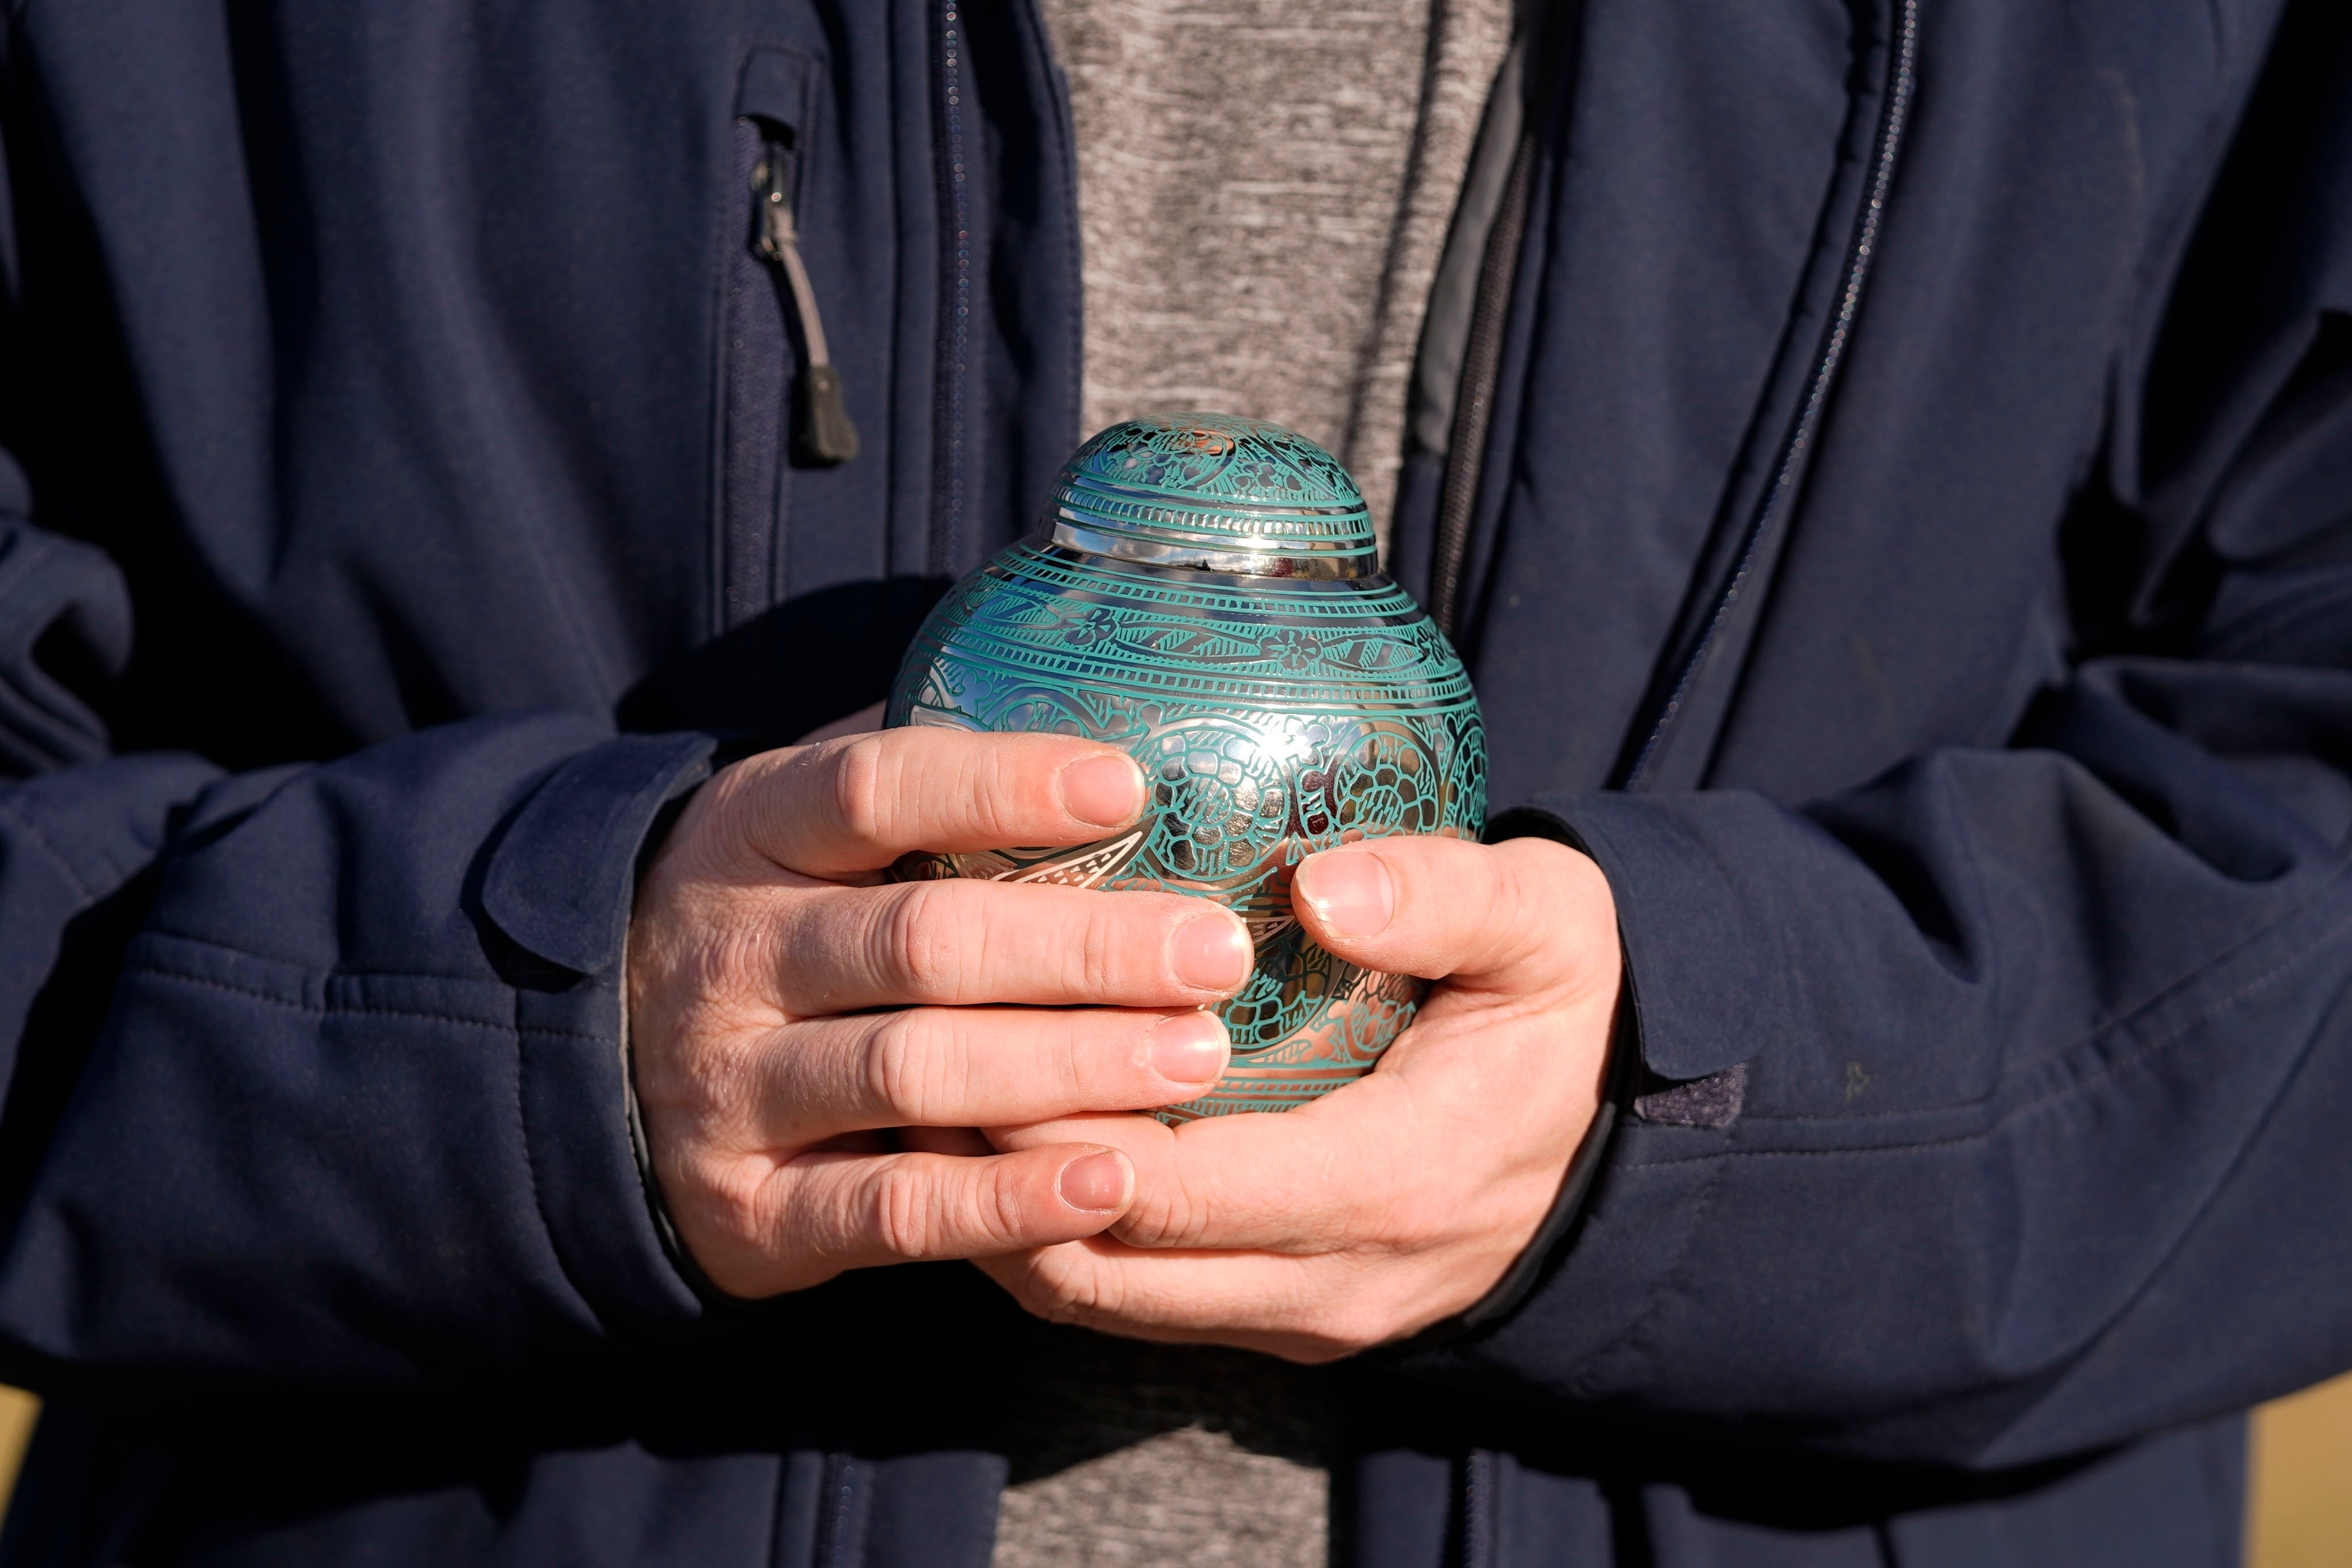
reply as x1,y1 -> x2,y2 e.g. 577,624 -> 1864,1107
627,727 -> 1254,1298
961,835 -> 1619,1362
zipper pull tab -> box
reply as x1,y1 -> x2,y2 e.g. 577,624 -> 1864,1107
751,149 -> 860,465
753,152 -> 793,265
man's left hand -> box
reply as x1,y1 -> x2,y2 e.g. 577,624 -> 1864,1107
938,834 -> 1620,1363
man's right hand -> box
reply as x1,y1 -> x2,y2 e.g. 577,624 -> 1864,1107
626,727 -> 1251,1299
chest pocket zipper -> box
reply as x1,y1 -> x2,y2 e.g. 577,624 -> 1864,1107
716,47 -> 853,634
750,127 -> 859,465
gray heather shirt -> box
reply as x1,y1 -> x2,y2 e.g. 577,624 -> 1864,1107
1037,0 -> 1512,553
994,5 -> 1512,1565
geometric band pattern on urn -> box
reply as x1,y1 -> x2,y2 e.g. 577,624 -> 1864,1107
887,414 -> 1486,1120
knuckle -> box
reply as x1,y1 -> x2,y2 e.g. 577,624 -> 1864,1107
1116,1167 -> 1215,1248
1057,1012 -> 1125,1099
727,750 -> 793,829
1170,1164 -> 1227,1246
874,881 -> 975,1000
977,1163 -> 1031,1249
1025,1252 -> 1115,1325
673,1149 -> 778,1259
826,733 -> 895,847
1429,844 -> 1527,974
684,1031 -> 764,1129
865,1158 -> 1026,1260
1496,845 -> 1548,920
1078,903 -> 1130,993
964,737 -> 1067,844
1071,895 -> 1162,997
699,915 -> 777,999
962,747 -> 1022,842
638,1010 -> 773,1146
863,1011 -> 961,1123
865,1162 -> 939,1259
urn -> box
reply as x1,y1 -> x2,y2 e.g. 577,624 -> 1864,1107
886,413 -> 1486,1121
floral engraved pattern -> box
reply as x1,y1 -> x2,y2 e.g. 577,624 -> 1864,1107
888,415 -> 1483,1121
1053,413 -> 1374,551
1261,628 -> 1323,672
1056,606 -> 1122,647
890,543 -> 1485,1120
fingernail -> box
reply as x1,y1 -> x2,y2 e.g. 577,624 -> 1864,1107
1061,754 -> 1145,826
1148,1011 -> 1229,1084
1297,851 -> 1395,938
1171,913 -> 1253,992
1058,1150 -> 1129,1212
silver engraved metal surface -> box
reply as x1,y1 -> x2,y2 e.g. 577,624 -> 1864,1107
886,416 -> 1485,1120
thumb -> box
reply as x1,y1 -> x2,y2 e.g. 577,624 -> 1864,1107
1291,835 -> 1618,999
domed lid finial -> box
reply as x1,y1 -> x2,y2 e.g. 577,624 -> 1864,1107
1045,413 -> 1380,579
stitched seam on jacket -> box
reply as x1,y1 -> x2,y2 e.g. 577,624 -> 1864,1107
1578,887 -> 2351,1422
1982,962 -> 2351,1459
510,991 -> 586,1310
142,925 -> 540,983
1727,854 -> 2352,1128
0,795 -> 102,902
1619,876 -> 2352,1167
1570,1147 -> 1731,1402
133,959 -> 619,1321
130,965 -> 606,1040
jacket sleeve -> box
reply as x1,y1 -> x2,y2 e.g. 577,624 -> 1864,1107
0,494 -> 723,1398
1407,22 -> 2352,1470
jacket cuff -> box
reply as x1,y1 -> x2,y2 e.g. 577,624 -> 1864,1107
1526,793 -> 1775,1082
1394,791 -> 1773,1379
479,732 -> 721,1334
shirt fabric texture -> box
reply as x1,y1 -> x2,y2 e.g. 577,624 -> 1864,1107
1038,0 -> 1512,545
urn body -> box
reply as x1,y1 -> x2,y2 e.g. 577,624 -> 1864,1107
885,416 -> 1485,1120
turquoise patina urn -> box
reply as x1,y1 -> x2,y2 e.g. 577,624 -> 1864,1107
886,413 -> 1485,1120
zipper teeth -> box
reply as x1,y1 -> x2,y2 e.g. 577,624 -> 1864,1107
1621,0 -> 1920,789
933,1 -> 972,572
814,1453 -> 859,1567
1458,1448 -> 1496,1568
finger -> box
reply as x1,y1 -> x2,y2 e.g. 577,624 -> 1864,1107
766,876 -> 1253,1014
721,728 -> 1149,879
982,1113 -> 1177,1156
974,1239 -> 1464,1363
1291,835 -> 1617,995
996,1008 -> 1597,1256
754,1007 -> 1229,1142
737,1143 -> 1136,1291
1079,1082 -> 1411,1252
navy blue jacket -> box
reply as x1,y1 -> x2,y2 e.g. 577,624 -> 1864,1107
0,0 -> 2346,1563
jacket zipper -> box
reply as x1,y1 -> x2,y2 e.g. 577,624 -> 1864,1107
753,133 -> 861,465
931,2 -> 973,575
1617,0 -> 1919,787
1455,1447 -> 1498,1568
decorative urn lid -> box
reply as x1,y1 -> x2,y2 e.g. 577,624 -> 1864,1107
1044,413 -> 1380,578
